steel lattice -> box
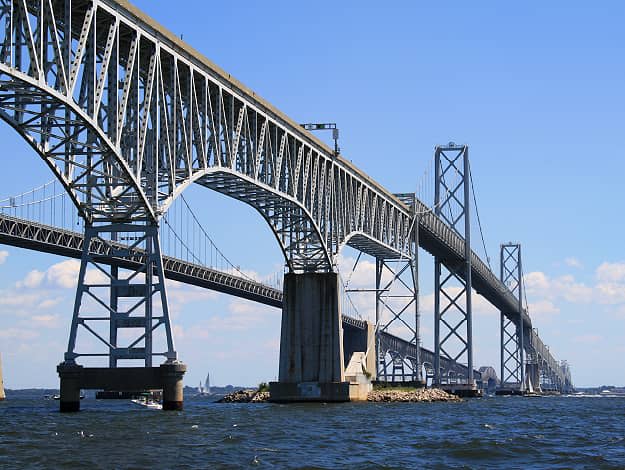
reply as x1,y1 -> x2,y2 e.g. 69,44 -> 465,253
0,0 -> 572,388
0,0 -> 415,273
433,144 -> 474,385
500,243 -> 524,389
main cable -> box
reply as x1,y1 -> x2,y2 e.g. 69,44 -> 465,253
468,161 -> 492,270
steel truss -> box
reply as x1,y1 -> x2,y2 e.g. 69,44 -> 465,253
0,0 -> 415,273
499,243 -> 525,390
433,144 -> 474,385
0,0 -> 570,384
65,223 -> 176,366
375,193 -> 420,382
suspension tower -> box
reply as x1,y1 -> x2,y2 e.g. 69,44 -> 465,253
433,143 -> 479,396
497,243 -> 526,395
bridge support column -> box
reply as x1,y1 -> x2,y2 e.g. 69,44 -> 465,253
58,363 -> 83,412
58,223 -> 185,411
57,363 -> 187,412
343,320 -> 376,380
270,272 -> 349,402
373,193 -> 422,385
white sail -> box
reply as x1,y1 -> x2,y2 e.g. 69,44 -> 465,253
204,373 -> 210,394
527,373 -> 534,394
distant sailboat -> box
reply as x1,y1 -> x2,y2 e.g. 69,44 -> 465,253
525,372 -> 540,397
197,372 -> 211,396
0,352 -> 5,401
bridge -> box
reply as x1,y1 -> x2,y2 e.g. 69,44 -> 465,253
0,0 -> 572,409
0,210 -> 482,383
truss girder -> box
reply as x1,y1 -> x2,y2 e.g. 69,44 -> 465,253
0,0 -> 414,271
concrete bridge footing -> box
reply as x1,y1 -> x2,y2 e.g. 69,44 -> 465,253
270,272 -> 350,402
57,362 -> 186,412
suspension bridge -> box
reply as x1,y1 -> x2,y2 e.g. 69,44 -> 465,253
0,0 -> 572,410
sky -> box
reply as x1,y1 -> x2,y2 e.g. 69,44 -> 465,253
1,1 -> 624,389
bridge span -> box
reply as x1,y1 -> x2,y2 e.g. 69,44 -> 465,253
0,0 -> 572,407
0,211 -> 571,391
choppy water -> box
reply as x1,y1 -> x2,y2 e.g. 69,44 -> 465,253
0,394 -> 624,469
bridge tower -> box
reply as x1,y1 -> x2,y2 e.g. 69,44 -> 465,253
433,143 -> 477,394
497,243 -> 526,394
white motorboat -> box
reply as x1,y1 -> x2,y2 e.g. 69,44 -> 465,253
131,397 -> 162,410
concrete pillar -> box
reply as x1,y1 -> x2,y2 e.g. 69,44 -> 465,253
364,321 -> 376,380
160,362 -> 186,410
57,363 -> 83,412
271,272 -> 349,402
342,320 -> 376,380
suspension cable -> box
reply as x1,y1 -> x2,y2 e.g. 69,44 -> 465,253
468,162 -> 492,270
172,195 -> 261,283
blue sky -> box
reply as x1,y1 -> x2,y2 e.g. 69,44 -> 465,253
1,1 -> 624,388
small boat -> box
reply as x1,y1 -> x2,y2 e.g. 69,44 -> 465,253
524,374 -> 541,397
131,395 -> 162,410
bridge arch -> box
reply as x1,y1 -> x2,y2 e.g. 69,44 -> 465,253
0,67 -> 153,223
166,167 -> 332,273
0,0 -> 414,272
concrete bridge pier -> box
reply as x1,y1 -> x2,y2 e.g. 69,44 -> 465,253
57,362 -> 186,412
270,272 -> 350,402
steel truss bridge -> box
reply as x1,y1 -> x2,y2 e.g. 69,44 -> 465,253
0,0 -> 572,395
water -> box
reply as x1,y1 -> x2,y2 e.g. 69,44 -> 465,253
1,394 -> 624,469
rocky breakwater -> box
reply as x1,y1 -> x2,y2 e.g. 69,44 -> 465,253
368,387 -> 461,403
218,389 -> 270,403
